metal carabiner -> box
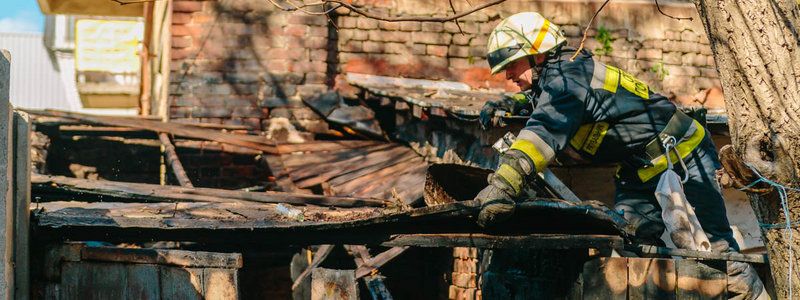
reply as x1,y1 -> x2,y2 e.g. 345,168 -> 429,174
662,136 -> 689,183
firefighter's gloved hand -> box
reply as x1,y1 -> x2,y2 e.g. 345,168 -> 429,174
476,150 -> 535,227
478,94 -> 533,130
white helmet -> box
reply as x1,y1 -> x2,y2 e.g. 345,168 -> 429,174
486,12 -> 567,74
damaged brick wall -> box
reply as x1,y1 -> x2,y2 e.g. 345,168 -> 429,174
335,0 -> 719,96
169,0 -> 333,135
168,0 -> 721,131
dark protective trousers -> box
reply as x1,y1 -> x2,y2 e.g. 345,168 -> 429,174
614,136 -> 767,300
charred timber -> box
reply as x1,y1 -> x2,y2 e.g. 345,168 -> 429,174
32,175 -> 388,207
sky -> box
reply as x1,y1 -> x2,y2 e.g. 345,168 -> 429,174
0,0 -> 45,33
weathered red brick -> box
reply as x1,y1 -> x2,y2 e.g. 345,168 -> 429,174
267,60 -> 291,73
447,46 -> 469,58
421,22 -> 444,32
173,1 -> 203,13
171,36 -> 193,49
340,41 -> 363,52
427,45 -> 448,57
171,48 -> 193,60
308,26 -> 328,37
268,48 -> 306,61
363,41 -> 382,53
357,18 -> 379,29
172,12 -> 193,24
284,24 -> 308,37
338,17 -> 358,29
451,272 -> 477,288
304,37 -> 328,49
416,32 -> 452,45
400,22 -> 421,31
288,14 -> 328,26
379,21 -> 400,30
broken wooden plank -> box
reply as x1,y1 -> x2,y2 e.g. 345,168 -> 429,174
32,174 -> 388,208
292,145 -> 416,188
80,247 -> 243,269
381,234 -> 623,250
0,53 -> 12,299
12,112 -> 31,300
276,140 -> 383,154
292,245 -> 334,290
158,133 -> 194,187
354,246 -> 408,278
33,199 -> 629,246
632,244 -> 766,264
343,245 -> 395,299
281,144 -> 396,170
331,158 -> 426,198
26,109 -> 280,153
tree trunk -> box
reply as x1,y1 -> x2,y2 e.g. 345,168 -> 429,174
692,0 -> 800,296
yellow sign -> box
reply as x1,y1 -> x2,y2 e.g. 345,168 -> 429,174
75,19 -> 143,73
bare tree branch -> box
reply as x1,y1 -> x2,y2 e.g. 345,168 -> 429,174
110,0 -> 160,5
655,0 -> 693,21
266,0 -> 507,22
570,0 -> 611,61
449,0 -> 465,35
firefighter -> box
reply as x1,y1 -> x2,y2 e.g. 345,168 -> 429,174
476,12 -> 767,299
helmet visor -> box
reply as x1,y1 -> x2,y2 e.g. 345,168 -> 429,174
487,44 -> 524,70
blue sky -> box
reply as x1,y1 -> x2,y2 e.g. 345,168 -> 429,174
0,0 -> 45,33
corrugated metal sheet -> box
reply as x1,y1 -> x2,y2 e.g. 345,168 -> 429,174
0,32 -> 73,110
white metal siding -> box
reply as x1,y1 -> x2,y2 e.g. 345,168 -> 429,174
0,32 -> 73,110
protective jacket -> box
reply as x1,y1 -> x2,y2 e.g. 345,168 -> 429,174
509,48 -> 706,183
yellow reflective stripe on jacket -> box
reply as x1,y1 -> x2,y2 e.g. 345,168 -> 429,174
496,164 -> 523,194
603,66 -> 620,93
582,122 -> 609,155
637,120 -> 706,182
570,124 -> 593,149
569,122 -> 609,155
620,72 -> 650,99
591,62 -> 650,99
510,139 -> 548,172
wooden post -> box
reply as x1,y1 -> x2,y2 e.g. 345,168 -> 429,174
158,133 -> 193,187
0,49 -> 14,299
12,112 -> 29,300
311,268 -> 358,300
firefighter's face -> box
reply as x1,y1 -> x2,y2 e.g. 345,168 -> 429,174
505,56 -> 544,90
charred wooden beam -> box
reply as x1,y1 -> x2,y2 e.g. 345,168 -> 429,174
32,175 -> 388,208
80,245 -> 243,268
26,109 -> 279,153
381,233 -> 624,250
292,245 -> 333,290
353,246 -> 408,278
32,198 -> 629,246
158,133 -> 193,187
630,244 -> 767,264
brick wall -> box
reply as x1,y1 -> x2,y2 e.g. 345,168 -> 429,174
168,0 -> 721,129
169,0 -> 333,133
336,0 -> 719,96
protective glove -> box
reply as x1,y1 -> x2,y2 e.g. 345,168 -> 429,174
478,93 -> 533,130
476,149 -> 536,227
